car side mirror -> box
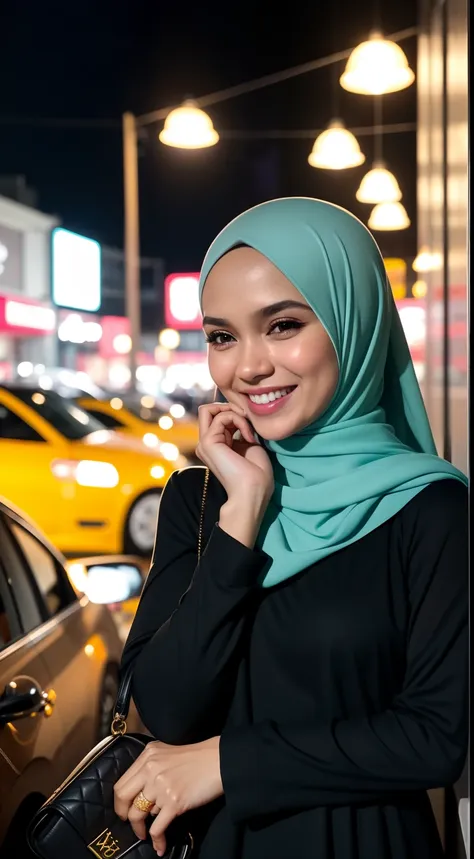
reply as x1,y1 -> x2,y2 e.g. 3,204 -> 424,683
67,559 -> 144,605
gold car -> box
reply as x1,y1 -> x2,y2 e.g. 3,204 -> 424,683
77,396 -> 199,463
0,386 -> 175,557
0,496 -> 136,855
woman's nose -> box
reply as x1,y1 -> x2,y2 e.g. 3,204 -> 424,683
235,339 -> 274,383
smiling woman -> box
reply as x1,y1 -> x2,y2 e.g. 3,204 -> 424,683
202,250 -> 339,438
119,198 -> 467,859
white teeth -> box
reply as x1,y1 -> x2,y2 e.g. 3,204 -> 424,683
248,388 -> 292,404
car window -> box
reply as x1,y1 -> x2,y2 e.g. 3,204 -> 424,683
84,408 -> 125,429
0,403 -> 44,441
10,523 -> 75,618
0,560 -> 21,650
0,518 -> 44,632
5,388 -> 105,440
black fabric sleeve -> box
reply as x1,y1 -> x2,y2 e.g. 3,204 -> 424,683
120,467 -> 268,744
220,480 -> 469,822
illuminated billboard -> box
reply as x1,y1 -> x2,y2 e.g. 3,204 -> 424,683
164,272 -> 201,330
52,227 -> 101,312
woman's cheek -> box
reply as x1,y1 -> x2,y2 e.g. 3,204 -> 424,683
208,353 -> 234,391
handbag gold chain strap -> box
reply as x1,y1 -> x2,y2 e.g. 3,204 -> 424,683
112,467 -> 209,736
197,467 -> 210,563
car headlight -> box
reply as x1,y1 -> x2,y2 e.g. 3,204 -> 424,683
51,459 -> 119,488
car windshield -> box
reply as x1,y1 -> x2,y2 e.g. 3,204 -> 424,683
124,403 -> 166,423
8,387 -> 106,440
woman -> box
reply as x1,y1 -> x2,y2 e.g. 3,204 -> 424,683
114,198 -> 468,859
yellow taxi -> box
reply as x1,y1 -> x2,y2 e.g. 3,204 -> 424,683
0,385 -> 176,556
77,395 -> 199,462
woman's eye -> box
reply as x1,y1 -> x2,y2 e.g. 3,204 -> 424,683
270,319 -> 304,335
205,330 -> 234,347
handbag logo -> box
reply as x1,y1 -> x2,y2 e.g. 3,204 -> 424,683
88,828 -> 121,858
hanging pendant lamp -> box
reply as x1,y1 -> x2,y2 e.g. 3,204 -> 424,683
368,201 -> 411,230
356,161 -> 402,203
412,247 -> 443,272
340,32 -> 415,95
159,100 -> 219,149
308,120 -> 366,169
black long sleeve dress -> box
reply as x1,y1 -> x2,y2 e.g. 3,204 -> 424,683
121,466 -> 468,859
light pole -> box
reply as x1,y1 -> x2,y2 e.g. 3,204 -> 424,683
122,101 -> 219,391
122,112 -> 141,391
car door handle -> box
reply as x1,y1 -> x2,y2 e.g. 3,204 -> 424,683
0,681 -> 57,725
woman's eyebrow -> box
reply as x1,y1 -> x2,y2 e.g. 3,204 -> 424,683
202,300 -> 311,327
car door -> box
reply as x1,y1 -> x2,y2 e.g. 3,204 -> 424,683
0,513 -> 58,843
5,512 -> 122,776
0,391 -> 71,537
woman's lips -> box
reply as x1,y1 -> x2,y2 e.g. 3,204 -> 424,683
245,387 -> 297,416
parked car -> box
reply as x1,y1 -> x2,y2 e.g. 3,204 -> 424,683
0,385 -> 176,556
0,496 -> 139,855
77,395 -> 199,463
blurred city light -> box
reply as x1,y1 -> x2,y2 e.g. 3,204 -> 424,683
109,365 -> 132,387
158,415 -> 174,430
150,464 -> 166,479
141,395 -> 155,409
169,403 -> 186,419
113,333 -> 132,354
142,432 -> 160,448
17,361 -> 34,378
159,328 -> 181,350
160,442 -> 180,462
412,280 -> 428,299
58,314 -> 102,344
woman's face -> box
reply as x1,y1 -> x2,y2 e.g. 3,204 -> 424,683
202,247 -> 339,441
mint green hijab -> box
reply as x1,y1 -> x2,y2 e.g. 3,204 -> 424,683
199,197 -> 467,588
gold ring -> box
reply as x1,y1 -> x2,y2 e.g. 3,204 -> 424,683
133,790 -> 154,813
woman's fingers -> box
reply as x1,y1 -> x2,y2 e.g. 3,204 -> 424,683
201,410 -> 255,447
149,804 -> 177,856
197,401 -> 245,436
127,804 -> 149,842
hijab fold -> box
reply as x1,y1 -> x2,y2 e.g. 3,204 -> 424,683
199,198 -> 467,587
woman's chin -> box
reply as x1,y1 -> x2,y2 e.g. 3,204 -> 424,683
251,415 -> 304,443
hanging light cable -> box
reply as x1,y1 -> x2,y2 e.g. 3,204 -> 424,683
308,54 -> 365,170
356,96 -> 402,203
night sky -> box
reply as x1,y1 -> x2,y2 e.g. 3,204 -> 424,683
0,0 -> 417,274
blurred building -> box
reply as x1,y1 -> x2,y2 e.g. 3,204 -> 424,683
0,194 -> 59,380
100,245 -> 165,335
418,4 -> 469,857
417,0 -> 468,478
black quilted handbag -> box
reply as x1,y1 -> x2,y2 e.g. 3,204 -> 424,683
26,665 -> 193,859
